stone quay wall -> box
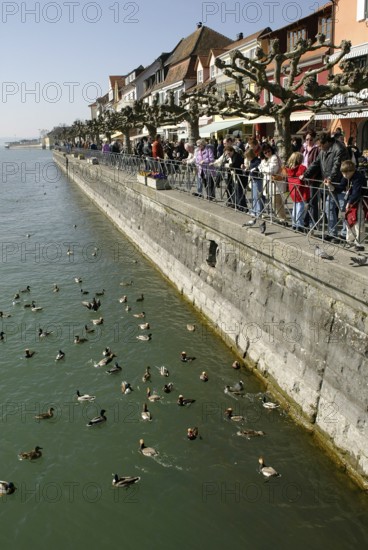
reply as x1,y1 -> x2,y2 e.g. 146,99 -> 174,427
55,152 -> 368,487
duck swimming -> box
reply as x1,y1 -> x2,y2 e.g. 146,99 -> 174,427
187,427 -> 199,440
31,302 -> 43,312
136,294 -> 144,302
0,481 -> 16,496
200,371 -> 209,382
186,324 -> 196,332
74,335 -> 88,344
92,317 -> 104,325
80,289 -> 89,295
120,280 -> 133,286
84,324 -> 95,334
232,360 -> 241,370
121,381 -> 133,395
0,332 -> 5,341
74,277 -> 82,284
76,390 -> 96,402
0,311 -> 11,318
177,395 -> 195,406
55,350 -> 65,361
38,328 -> 53,338
106,361 -> 122,374
180,351 -> 195,362
163,383 -> 174,393
262,396 -> 280,409
95,289 -> 105,296
136,334 -> 152,342
112,474 -> 140,488
141,403 -> 152,421
35,408 -> 54,420
224,408 -> 244,422
19,446 -> 43,460
159,366 -> 169,377
142,366 -> 151,383
138,322 -> 150,330
24,348 -> 36,358
53,284 -> 60,292
258,456 -> 281,480
102,347 -> 112,357
139,439 -> 158,457
20,286 -> 31,293
95,353 -> 116,368
146,388 -> 161,402
133,312 -> 145,318
87,409 -> 107,427
237,429 -> 266,439
119,295 -> 127,303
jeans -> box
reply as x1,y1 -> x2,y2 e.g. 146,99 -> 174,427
292,202 -> 305,228
251,177 -> 264,216
325,192 -> 346,237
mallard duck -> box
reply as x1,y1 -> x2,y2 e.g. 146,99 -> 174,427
84,324 -> 94,334
55,350 -> 65,361
66,248 -> 73,256
74,335 -> 88,344
95,353 -> 116,368
112,474 -> 140,488
119,295 -> 127,303
258,456 -> 281,479
92,317 -> 104,325
136,334 -> 152,342
139,439 -> 158,457
224,382 -> 244,396
80,289 -> 89,295
177,395 -> 195,406
20,286 -> 31,293
31,302 -> 43,312
200,371 -> 209,382
141,403 -> 152,421
133,312 -> 145,318
146,388 -> 161,402
102,347 -> 112,357
0,332 -> 5,341
180,351 -> 195,362
0,311 -> 11,318
106,361 -> 122,374
120,280 -> 133,286
138,322 -> 150,330
136,294 -> 144,302
237,429 -> 266,438
224,408 -> 244,422
74,277 -> 82,284
232,360 -> 240,370
262,396 -> 280,409
142,366 -> 151,383
13,292 -> 20,300
24,348 -> 35,358
76,390 -> 95,402
121,381 -> 133,395
19,446 -> 43,460
159,366 -> 169,377
187,427 -> 199,440
125,305 -> 131,311
163,383 -> 174,393
35,407 -> 54,420
0,481 -> 16,496
87,409 -> 107,426
53,284 -> 60,292
186,324 -> 196,332
91,248 -> 99,257
95,289 -> 105,296
38,328 -> 53,338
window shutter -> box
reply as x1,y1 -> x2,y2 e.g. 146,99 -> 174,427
357,0 -> 367,20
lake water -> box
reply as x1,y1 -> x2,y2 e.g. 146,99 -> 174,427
0,149 -> 367,549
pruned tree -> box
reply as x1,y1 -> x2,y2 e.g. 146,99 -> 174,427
133,95 -> 165,139
201,35 -> 368,161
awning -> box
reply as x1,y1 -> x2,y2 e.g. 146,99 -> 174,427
290,111 -> 313,121
244,115 -> 274,125
111,132 -> 123,139
199,118 -> 245,137
315,111 -> 368,120
329,43 -> 368,62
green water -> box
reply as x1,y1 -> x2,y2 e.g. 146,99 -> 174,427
0,150 -> 367,549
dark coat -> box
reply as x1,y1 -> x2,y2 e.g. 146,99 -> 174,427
304,139 -> 349,184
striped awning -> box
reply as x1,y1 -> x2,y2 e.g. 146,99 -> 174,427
329,42 -> 368,62
315,111 -> 368,120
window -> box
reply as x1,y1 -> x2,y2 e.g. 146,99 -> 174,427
210,64 -> 215,78
351,54 -> 368,69
248,47 -> 257,59
287,28 -> 307,51
198,69 -> 203,83
319,16 -> 332,41
357,0 -> 368,20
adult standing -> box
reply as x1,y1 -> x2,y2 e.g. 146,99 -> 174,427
300,131 -> 320,230
152,135 -> 164,172
259,144 -> 286,221
194,139 -> 215,199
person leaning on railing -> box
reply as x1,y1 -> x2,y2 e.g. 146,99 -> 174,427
285,152 -> 309,232
259,144 -> 286,221
244,149 -> 263,217
300,131 -> 320,230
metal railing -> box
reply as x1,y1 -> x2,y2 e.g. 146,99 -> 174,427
58,147 -> 368,251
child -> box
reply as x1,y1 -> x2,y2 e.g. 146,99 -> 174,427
286,152 -> 309,231
332,160 -> 367,251
245,149 -> 263,217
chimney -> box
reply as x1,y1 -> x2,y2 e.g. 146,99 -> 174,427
197,22 -> 202,28
236,32 -> 243,41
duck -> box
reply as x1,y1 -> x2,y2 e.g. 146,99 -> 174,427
224,408 -> 244,422
92,317 -> 104,325
74,335 -> 88,344
125,305 -> 131,312
237,429 -> 266,439
163,383 -> 174,393
138,322 -> 150,330
95,353 -> 116,368
102,347 -> 112,357
76,390 -> 95,402
146,388 -> 161,402
258,456 -> 281,479
232,360 -> 241,370
87,409 -> 107,427
53,284 -> 60,292
24,348 -> 36,358
80,289 -> 89,295
38,328 -> 53,338
186,324 -> 196,332
262,396 -> 280,409
136,334 -> 152,342
136,294 -> 144,302
141,403 -> 152,421
0,481 -> 16,496
35,407 -> 54,420
0,332 -> 5,341
177,395 -> 195,406
133,312 -> 145,318
112,474 -> 140,488
20,285 -> 31,293
119,295 -> 127,303
180,351 -> 195,362
13,292 -> 20,300
159,366 -> 169,377
200,371 -> 209,382
31,302 -> 43,312
19,446 -> 43,460
91,247 -> 99,258
224,381 -> 244,396
84,324 -> 95,334
142,366 -> 151,383
120,280 -> 133,286
187,427 -> 199,440
0,311 -> 11,318
74,277 -> 82,284
95,289 -> 105,296
139,439 -> 158,457
106,361 -> 122,374
121,381 -> 133,395
66,248 -> 74,256
55,350 -> 65,361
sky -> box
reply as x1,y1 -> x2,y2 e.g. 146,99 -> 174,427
0,0 -> 327,139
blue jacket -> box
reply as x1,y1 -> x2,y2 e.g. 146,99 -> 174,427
335,170 -> 367,206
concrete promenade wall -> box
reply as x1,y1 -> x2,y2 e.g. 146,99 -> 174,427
55,152 -> 368,487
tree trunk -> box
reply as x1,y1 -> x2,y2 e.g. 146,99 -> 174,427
187,119 -> 200,144
145,124 -> 157,140
273,114 -> 292,164
123,130 -> 131,154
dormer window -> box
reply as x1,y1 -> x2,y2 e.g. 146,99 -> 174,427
210,64 -> 215,79
198,69 -> 203,83
287,27 -> 307,51
318,16 -> 332,41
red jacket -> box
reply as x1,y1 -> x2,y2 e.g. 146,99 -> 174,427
287,165 -> 309,202
152,140 -> 164,159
